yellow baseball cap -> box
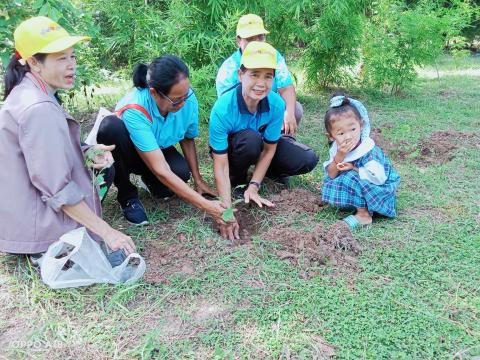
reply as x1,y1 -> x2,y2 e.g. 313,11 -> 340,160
14,16 -> 90,60
236,14 -> 269,39
240,41 -> 278,70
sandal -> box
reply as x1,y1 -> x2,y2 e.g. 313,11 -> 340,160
343,215 -> 361,230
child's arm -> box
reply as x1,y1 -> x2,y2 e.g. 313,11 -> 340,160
326,157 -> 341,178
326,139 -> 356,178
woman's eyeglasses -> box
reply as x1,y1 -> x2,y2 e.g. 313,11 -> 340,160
159,88 -> 194,107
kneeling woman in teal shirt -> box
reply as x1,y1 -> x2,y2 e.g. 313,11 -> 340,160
98,55 -> 225,226
209,42 -> 318,240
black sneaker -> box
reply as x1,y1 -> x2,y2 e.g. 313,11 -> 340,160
141,176 -> 174,201
268,176 -> 290,187
121,198 -> 149,226
276,176 -> 290,187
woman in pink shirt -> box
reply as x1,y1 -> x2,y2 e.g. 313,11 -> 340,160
0,17 -> 135,259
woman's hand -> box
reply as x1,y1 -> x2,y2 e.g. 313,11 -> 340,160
244,184 -> 274,208
283,111 -> 297,135
194,179 -> 218,198
88,144 -> 115,170
219,217 -> 240,241
204,200 -> 240,241
102,227 -> 136,255
205,199 -> 228,222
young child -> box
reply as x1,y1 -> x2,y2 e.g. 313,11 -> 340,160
322,94 -> 400,229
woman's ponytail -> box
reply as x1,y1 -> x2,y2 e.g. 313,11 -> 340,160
134,55 -> 189,95
3,54 -> 29,100
3,52 -> 47,100
132,63 -> 149,88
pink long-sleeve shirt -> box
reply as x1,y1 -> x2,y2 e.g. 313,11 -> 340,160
0,73 -> 101,254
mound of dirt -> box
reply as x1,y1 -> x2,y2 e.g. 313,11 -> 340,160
326,221 -> 362,254
416,130 -> 479,166
270,188 -> 324,214
262,222 -> 360,275
371,128 -> 480,166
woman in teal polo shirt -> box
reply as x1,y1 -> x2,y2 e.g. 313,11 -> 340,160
98,55 -> 226,226
209,42 -> 318,240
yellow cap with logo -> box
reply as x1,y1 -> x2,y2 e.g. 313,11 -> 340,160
14,16 -> 90,60
241,41 -> 278,70
236,14 -> 269,39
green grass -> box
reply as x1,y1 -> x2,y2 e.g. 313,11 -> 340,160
1,56 -> 479,359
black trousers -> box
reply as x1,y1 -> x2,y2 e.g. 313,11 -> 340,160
227,129 -> 319,186
97,115 -> 191,206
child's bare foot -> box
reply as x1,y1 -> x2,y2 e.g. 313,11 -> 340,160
355,208 -> 372,225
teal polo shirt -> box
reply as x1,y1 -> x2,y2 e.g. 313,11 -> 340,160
215,48 -> 294,97
209,85 -> 285,154
115,87 -> 199,152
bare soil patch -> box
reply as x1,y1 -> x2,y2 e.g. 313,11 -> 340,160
270,188 -> 324,214
143,235 -> 204,284
142,188 -> 362,283
416,130 -> 480,166
311,335 -> 337,358
234,203 -> 263,244
371,128 -> 480,166
193,301 -> 229,322
263,222 -> 360,277
438,88 -> 458,98
74,111 -> 97,135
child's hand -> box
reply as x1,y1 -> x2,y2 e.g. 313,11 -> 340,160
336,162 -> 355,172
336,138 -> 356,159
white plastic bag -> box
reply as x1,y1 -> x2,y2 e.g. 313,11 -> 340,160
39,227 -> 146,289
85,107 -> 113,145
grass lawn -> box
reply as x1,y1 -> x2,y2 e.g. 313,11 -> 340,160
0,56 -> 479,359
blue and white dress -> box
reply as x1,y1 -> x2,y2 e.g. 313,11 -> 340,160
322,138 -> 400,217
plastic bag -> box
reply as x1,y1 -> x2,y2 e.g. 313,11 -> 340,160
85,107 -> 113,146
39,227 -> 146,289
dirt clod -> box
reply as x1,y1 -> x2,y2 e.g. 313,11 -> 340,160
271,188 -> 324,214
326,221 -> 361,255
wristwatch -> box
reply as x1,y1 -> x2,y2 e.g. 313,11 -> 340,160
249,180 -> 262,189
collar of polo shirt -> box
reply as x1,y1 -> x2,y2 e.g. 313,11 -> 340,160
236,84 -> 270,115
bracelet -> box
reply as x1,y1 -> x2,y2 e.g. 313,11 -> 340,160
249,181 -> 262,189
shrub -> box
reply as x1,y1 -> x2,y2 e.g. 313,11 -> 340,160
361,0 -> 476,94
298,0 -> 367,89
1,0 -> 477,101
